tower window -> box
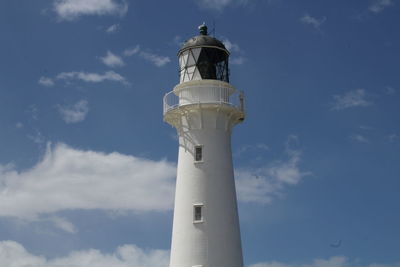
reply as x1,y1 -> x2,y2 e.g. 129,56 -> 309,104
193,204 -> 203,223
194,145 -> 203,162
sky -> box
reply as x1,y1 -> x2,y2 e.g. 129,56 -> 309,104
0,0 -> 400,266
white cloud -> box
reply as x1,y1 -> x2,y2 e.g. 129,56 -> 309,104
56,70 -> 128,84
235,136 -> 310,204
0,143 -> 176,220
15,122 -> 24,129
332,89 -> 372,110
300,14 -> 326,29
139,51 -> 171,67
53,0 -> 128,21
369,0 -> 394,13
123,45 -> 140,56
0,241 -> 169,267
106,23 -> 120,33
100,51 -> 125,68
350,134 -> 369,144
57,100 -> 89,124
38,76 -> 55,87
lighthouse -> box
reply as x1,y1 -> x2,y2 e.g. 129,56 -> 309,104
163,24 -> 245,267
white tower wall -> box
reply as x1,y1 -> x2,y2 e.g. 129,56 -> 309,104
164,80 -> 245,267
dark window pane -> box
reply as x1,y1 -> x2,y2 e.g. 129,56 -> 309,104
195,146 -> 202,161
194,206 -> 202,221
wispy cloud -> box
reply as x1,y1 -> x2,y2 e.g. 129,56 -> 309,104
27,105 -> 39,120
27,129 -> 45,144
48,216 -> 77,233
231,57 -> 246,65
350,134 -> 370,144
106,23 -> 120,33
100,51 -> 125,68
0,241 -> 169,267
300,14 -> 326,29
123,45 -> 141,56
369,0 -> 394,13
223,39 -> 240,52
0,143 -> 176,220
139,51 -> 171,67
172,35 -> 184,47
385,86 -> 396,95
234,143 -> 269,157
332,89 -> 372,110
223,38 -> 246,65
53,0 -> 128,21
235,136 -> 310,204
57,100 -> 89,124
195,0 -> 252,10
56,70 -> 128,84
38,76 -> 55,87
123,45 -> 170,67
387,133 -> 399,142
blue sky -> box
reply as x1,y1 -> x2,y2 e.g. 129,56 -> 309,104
1,0 -> 400,266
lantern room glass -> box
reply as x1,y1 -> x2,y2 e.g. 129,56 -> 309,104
179,47 -> 229,83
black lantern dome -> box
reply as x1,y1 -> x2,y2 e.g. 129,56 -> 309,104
178,24 -> 230,83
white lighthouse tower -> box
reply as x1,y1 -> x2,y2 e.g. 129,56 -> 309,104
163,24 -> 245,267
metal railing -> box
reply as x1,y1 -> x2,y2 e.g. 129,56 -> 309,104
163,84 -> 244,115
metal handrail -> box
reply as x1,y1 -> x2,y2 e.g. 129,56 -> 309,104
163,85 -> 245,115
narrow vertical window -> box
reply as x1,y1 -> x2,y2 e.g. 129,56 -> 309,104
195,145 -> 203,162
193,204 -> 203,223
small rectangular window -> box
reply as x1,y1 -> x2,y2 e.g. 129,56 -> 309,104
193,204 -> 203,223
195,145 -> 203,162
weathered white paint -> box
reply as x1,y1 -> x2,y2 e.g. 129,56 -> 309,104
164,78 -> 245,267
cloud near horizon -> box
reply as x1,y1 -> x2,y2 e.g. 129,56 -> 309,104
1,241 -> 400,267
0,143 -> 176,220
0,241 -> 169,267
